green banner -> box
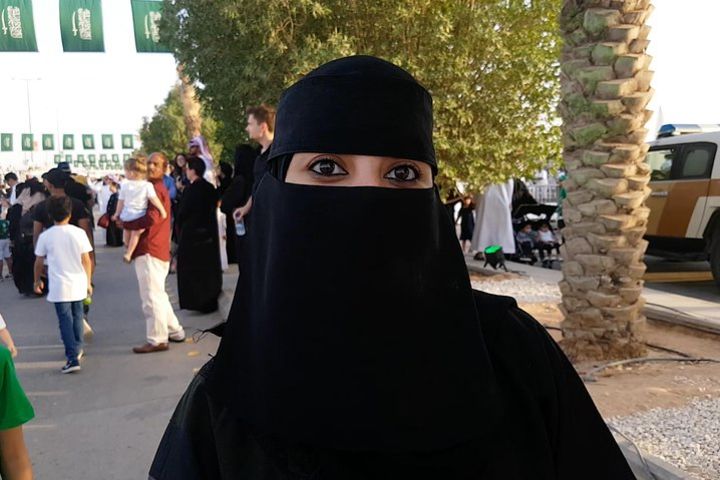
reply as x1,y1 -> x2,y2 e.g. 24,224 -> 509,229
82,134 -> 94,149
121,134 -> 133,149
63,134 -> 74,149
131,0 -> 169,53
101,134 -> 113,149
123,153 -> 130,161
76,154 -> 85,164
0,0 -> 37,52
111,153 -> 119,162
1,133 -> 11,151
99,153 -> 107,161
65,154 -> 72,163
42,134 -> 54,150
54,154 -> 62,163
21,133 -> 32,151
88,153 -> 96,165
59,0 -> 104,52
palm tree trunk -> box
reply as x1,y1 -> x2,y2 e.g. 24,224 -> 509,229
558,0 -> 654,361
176,63 -> 202,139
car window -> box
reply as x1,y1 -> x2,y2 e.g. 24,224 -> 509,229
647,147 -> 676,181
679,143 -> 715,179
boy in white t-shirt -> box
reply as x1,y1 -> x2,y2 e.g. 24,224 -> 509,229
34,196 -> 93,374
112,157 -> 167,263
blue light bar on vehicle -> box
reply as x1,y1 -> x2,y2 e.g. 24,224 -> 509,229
657,123 -> 720,138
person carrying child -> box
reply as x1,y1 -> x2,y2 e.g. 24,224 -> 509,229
0,340 -> 34,479
34,196 -> 93,374
112,157 -> 167,263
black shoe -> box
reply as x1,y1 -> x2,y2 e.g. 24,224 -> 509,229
61,361 -> 81,374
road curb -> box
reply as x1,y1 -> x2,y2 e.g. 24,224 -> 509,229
618,441 -> 699,480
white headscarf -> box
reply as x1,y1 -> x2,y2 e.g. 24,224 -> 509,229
189,135 -> 217,186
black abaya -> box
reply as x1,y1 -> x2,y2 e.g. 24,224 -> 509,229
8,204 -> 38,295
176,178 -> 222,313
104,193 -> 124,247
149,291 -> 635,480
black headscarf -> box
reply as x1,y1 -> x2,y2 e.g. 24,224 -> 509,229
208,56 -> 501,453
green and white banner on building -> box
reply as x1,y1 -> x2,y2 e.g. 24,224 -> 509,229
21,133 -> 33,151
42,134 -> 54,150
0,0 -> 38,52
54,154 -> 62,163
131,0 -> 169,53
121,134 -> 133,149
63,134 -> 74,149
1,133 -> 12,151
59,0 -> 104,52
111,153 -> 119,162
101,134 -> 113,149
82,134 -> 94,149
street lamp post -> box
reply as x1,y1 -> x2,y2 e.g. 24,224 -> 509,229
11,77 -> 41,167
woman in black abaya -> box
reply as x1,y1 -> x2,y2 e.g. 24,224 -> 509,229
103,178 -> 123,247
8,181 -> 47,295
175,157 -> 222,313
150,56 -> 635,480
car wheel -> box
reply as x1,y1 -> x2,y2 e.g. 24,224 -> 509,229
711,225 -> 720,287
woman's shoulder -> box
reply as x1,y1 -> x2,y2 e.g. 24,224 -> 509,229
471,289 -> 552,356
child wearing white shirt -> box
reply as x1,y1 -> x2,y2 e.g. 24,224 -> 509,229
34,196 -> 93,373
112,157 -> 167,263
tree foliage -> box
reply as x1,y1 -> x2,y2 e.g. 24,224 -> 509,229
161,0 -> 562,192
139,85 -> 222,161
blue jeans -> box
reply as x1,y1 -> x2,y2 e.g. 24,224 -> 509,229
54,301 -> 84,363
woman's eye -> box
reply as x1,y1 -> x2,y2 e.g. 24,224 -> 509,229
310,159 -> 347,176
385,165 -> 419,182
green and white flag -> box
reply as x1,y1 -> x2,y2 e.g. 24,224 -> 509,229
21,133 -> 32,151
101,134 -> 113,149
121,134 -> 133,149
63,134 -> 74,149
82,134 -> 94,149
59,0 -> 104,52
42,134 -> 54,150
131,0 -> 169,53
0,133 -> 12,151
0,0 -> 37,52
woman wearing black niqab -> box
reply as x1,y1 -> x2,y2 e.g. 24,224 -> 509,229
175,156 -> 222,313
149,56 -> 636,480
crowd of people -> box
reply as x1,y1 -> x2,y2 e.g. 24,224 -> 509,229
0,56 -> 636,479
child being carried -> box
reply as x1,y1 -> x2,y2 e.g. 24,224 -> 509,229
112,157 -> 167,263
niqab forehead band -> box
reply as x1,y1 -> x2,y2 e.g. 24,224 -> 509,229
269,55 -> 437,173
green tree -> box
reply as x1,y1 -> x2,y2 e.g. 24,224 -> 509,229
558,0 -> 654,360
160,0 -> 562,192
139,85 -> 223,161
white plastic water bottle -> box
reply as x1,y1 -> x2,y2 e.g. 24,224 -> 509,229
235,219 -> 246,236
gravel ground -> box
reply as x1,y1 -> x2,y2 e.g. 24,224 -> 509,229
471,277 -> 561,303
609,397 -> 720,480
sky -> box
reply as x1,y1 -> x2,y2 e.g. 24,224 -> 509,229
0,0 -> 717,171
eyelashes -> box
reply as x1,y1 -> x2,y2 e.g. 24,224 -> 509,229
308,157 -> 422,182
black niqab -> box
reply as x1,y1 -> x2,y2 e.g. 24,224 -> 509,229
208,55 -> 501,452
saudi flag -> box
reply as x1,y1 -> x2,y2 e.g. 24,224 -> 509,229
0,0 -> 37,52
59,0 -> 104,52
131,0 -> 170,53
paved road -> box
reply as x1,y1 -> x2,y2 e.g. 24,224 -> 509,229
1,241 -> 222,480
644,255 -> 720,304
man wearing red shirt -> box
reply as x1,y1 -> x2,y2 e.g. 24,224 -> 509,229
131,153 -> 185,353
